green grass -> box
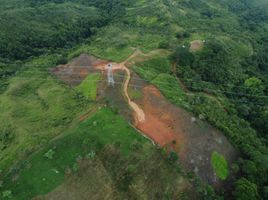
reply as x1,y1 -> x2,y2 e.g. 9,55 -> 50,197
76,73 -> 101,100
128,87 -> 142,100
69,24 -> 170,62
0,55 -> 93,171
133,57 -> 188,108
69,43 -> 134,63
133,57 -> 172,80
211,151 -> 229,180
1,108 -> 147,200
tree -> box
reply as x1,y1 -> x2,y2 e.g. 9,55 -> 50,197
2,190 -> 12,199
192,38 -> 233,84
244,77 -> 265,96
168,151 -> 178,163
0,123 -> 15,150
233,178 -> 260,200
44,149 -> 55,159
171,47 -> 194,66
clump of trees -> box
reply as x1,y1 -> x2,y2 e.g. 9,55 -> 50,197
233,178 -> 260,200
0,0 -> 133,62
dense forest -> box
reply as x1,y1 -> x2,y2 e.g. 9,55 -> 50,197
0,0 -> 267,199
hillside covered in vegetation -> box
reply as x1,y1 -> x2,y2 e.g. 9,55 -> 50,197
0,0 -> 267,199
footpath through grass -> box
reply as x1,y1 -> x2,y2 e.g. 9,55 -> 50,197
1,108 -> 147,200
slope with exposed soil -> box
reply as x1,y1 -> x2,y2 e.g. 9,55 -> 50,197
52,50 -> 237,186
133,85 -> 237,186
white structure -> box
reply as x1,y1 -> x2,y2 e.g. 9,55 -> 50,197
107,63 -> 115,87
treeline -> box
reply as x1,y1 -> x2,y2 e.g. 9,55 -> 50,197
171,1 -> 268,198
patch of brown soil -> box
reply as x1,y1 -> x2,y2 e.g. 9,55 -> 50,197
51,54 -> 107,86
190,40 -> 203,52
137,86 -> 183,148
134,85 -> 237,186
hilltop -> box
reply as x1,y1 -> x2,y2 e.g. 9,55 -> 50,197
0,0 -> 267,199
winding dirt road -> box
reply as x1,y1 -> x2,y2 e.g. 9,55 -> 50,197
94,50 -> 146,124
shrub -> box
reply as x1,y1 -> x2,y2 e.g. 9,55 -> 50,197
2,190 -> 12,199
44,149 -> 55,159
0,123 -> 15,150
233,178 -> 260,200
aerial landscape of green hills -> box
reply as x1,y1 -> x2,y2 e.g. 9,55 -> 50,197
0,0 -> 267,199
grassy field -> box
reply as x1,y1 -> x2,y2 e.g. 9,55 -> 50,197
69,24 -> 171,62
211,151 -> 229,180
69,43 -> 135,63
133,57 -> 188,108
75,73 -> 101,100
1,108 -> 145,199
1,108 -> 195,199
0,55 -> 94,171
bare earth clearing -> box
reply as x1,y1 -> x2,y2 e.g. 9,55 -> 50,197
133,85 -> 237,186
52,50 -> 237,187
190,40 -> 203,52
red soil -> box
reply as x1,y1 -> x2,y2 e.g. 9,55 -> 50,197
137,86 -> 184,149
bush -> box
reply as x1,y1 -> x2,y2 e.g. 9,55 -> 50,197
168,151 -> 179,163
44,149 -> 55,159
0,123 -> 15,150
171,47 -> 194,66
233,178 -> 260,200
2,190 -> 12,199
158,41 -> 170,49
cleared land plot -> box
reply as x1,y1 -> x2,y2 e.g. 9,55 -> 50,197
52,54 -> 107,86
131,57 -> 237,186
190,40 -> 203,52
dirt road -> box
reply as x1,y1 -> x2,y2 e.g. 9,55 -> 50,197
94,50 -> 146,124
